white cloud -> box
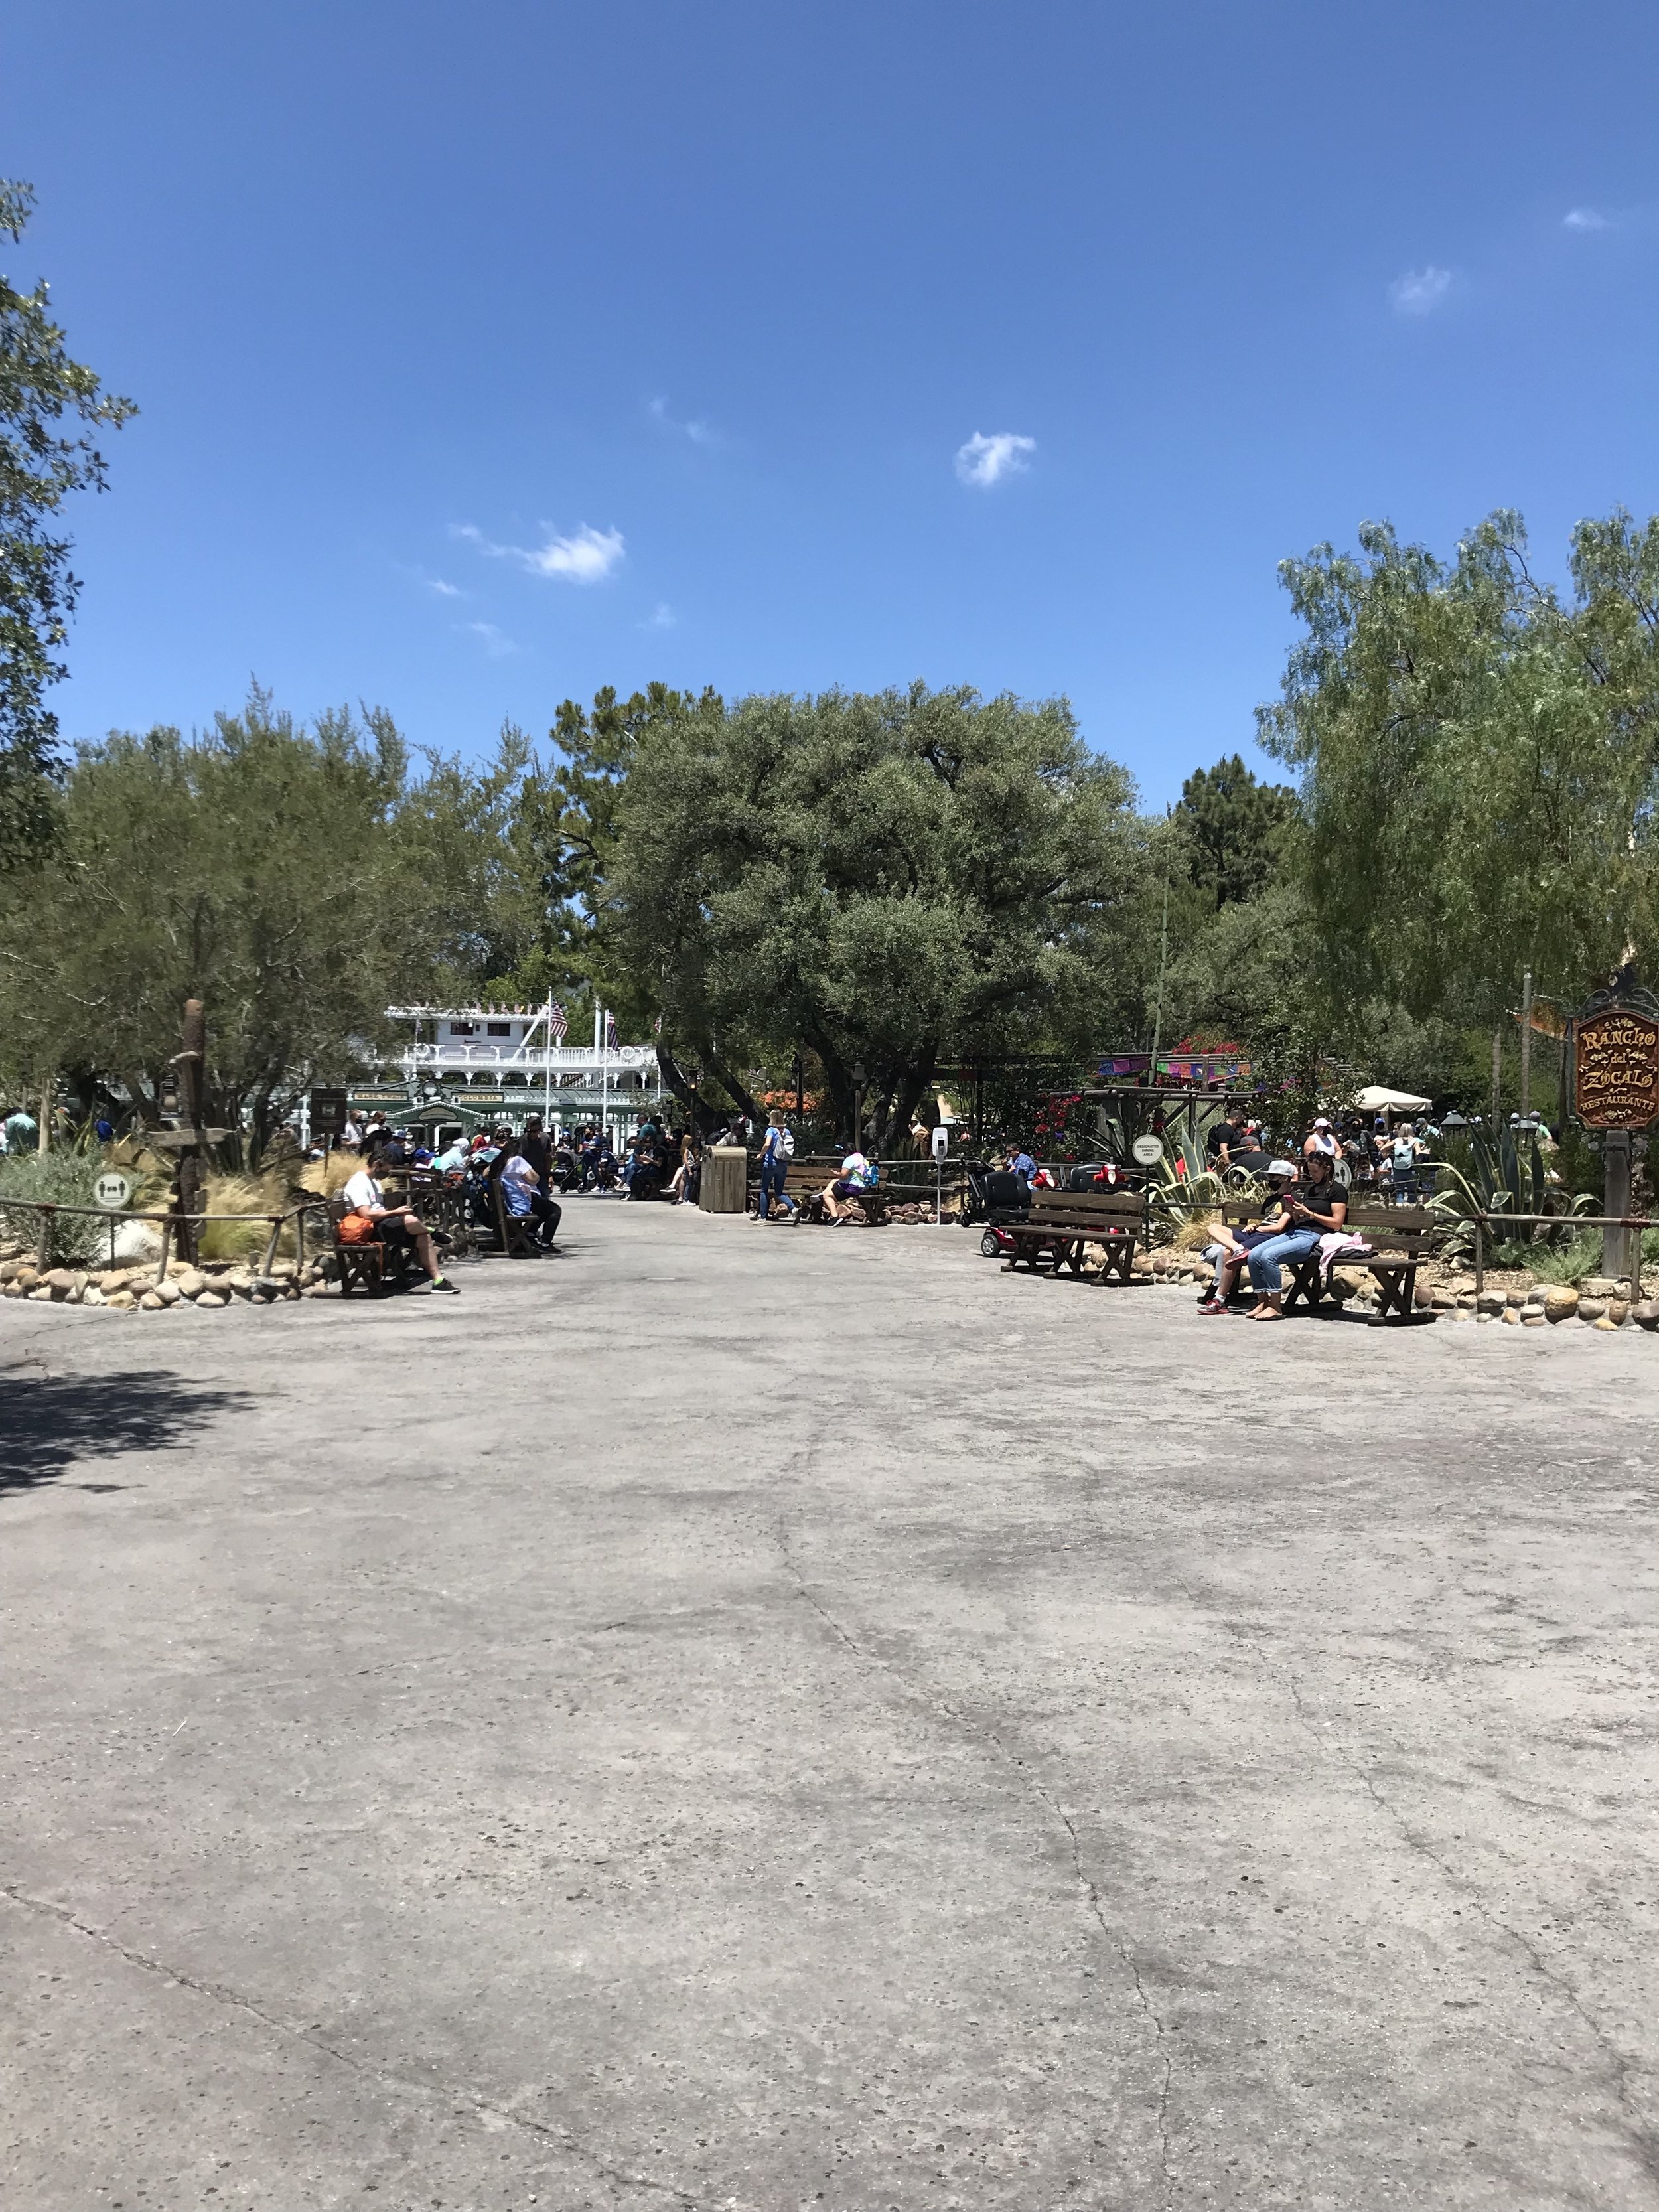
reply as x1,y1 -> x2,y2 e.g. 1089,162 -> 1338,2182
463,620 -> 516,658
523,525 -> 626,582
1388,265 -> 1453,315
427,576 -> 463,598
649,396 -> 717,448
955,431 -> 1035,488
1564,206 -> 1609,232
640,601 -> 677,630
451,520 -> 626,585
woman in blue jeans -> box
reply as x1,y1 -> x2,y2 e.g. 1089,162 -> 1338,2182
1246,1148 -> 1346,1321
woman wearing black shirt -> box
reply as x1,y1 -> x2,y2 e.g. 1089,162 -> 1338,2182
1244,1148 -> 1347,1320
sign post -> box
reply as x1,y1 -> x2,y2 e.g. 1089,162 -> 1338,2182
930,1121 -> 949,1222
1569,973 -> 1659,1288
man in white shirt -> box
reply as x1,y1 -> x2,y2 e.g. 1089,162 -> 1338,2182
340,1164 -> 459,1293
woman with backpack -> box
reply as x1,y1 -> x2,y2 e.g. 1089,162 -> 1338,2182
757,1110 -> 796,1220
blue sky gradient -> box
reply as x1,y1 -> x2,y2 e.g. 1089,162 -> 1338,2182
5,1 -> 1659,802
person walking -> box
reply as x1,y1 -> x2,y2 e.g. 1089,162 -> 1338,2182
757,1110 -> 796,1220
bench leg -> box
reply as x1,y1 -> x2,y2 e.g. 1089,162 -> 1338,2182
1372,1264 -> 1417,1319
1100,1238 -> 1135,1284
1283,1258 -> 1327,1313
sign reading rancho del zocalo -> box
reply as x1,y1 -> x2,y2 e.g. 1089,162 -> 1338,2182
1573,1005 -> 1659,1129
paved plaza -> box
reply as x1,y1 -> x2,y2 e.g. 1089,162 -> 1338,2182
6,1201 -> 1659,2211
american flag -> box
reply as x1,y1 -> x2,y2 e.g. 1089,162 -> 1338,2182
605,1011 -> 618,1051
548,1001 -> 569,1041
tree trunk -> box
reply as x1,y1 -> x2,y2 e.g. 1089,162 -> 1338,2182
656,1043 -> 721,1136
703,1041 -> 763,1131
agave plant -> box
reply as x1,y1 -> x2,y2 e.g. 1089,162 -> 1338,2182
1429,1126 -> 1595,1257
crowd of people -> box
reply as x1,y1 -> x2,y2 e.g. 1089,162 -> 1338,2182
1201,1104 -> 1435,1201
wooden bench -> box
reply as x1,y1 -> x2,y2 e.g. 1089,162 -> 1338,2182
1001,1189 -> 1144,1282
749,1158 -> 891,1224
326,1195 -> 419,1297
1280,1203 -> 1439,1319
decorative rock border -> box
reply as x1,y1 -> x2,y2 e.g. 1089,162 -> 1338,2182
0,1254 -> 337,1310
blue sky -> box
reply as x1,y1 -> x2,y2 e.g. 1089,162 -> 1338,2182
6,1 -> 1659,804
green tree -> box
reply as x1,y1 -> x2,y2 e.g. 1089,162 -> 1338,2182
609,682 -> 1151,1145
1258,510 -> 1659,1028
1173,753 -> 1295,910
0,692 -> 425,1153
0,181 -> 135,869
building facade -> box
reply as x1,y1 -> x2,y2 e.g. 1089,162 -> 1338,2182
351,1005 -> 662,1143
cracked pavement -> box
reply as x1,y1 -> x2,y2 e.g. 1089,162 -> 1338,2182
5,1201 -> 1659,2210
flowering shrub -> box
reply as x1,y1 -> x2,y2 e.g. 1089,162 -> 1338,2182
1031,1092 -> 1091,1162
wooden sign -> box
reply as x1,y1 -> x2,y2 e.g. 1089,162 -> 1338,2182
1573,1006 -> 1659,1129
309,1087 -> 348,1138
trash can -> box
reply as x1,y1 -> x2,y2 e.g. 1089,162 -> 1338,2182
699,1145 -> 749,1214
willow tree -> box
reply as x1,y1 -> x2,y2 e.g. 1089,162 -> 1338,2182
609,682 -> 1151,1146
1258,510 -> 1659,1027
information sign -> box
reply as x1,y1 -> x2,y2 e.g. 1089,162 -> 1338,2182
94,1170 -> 133,1210
1131,1134 -> 1165,1166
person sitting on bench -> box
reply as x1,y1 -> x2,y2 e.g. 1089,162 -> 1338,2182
1199,1160 -> 1298,1313
822,1147 -> 873,1222
500,1147 -> 561,1246
340,1161 -> 459,1293
1243,1149 -> 1346,1321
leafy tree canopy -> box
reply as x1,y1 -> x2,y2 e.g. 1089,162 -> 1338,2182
0,690 -> 512,1153
608,682 -> 1151,1145
0,181 -> 135,869
1258,510 -> 1659,1026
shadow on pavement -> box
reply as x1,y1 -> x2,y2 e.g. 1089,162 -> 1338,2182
0,1369 -> 250,1499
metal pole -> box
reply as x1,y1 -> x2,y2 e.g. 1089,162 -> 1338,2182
543,994 -> 553,1128
1519,968 -> 1533,1122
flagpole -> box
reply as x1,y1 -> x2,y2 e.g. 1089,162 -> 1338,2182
543,992 -> 553,1128
601,1008 -> 610,1148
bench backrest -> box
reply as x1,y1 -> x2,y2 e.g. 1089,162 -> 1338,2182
1342,1203 -> 1438,1251
1028,1189 -> 1144,1229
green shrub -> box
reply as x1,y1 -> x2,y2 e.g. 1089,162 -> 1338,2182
0,1151 -> 108,1265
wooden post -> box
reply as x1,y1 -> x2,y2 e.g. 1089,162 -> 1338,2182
36,1205 -> 52,1270
1490,1030 -> 1502,1130
1520,968 -> 1533,1123
1604,1131 -> 1633,1290
260,1214 -> 283,1278
173,997 -> 207,1267
1473,1217 -> 1484,1299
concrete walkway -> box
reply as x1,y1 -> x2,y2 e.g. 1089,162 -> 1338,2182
5,1201 -> 1659,2211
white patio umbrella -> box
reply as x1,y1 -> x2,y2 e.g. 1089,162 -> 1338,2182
1354,1084 -> 1432,1114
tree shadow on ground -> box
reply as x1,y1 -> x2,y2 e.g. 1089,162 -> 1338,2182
0,1370 -> 252,1499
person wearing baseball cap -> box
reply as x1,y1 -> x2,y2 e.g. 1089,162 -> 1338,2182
1200,1159 -> 1299,1313
1303,1116 -> 1338,1163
